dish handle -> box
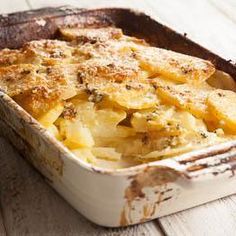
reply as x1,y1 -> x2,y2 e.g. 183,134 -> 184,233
156,143 -> 236,181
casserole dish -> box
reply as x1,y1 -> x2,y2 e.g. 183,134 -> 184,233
0,6 -> 236,227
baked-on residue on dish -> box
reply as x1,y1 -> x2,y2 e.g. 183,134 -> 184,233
0,27 -> 236,169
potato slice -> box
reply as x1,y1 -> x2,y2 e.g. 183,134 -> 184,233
61,120 -> 94,148
72,148 -> 97,164
156,83 -> 210,118
38,103 -> 64,127
82,73 -> 159,109
91,109 -> 126,137
72,100 -> 96,128
46,124 -> 62,140
131,44 -> 215,83
131,106 -> 175,132
207,89 -> 236,132
92,147 -> 122,161
105,84 -> 158,109
72,100 -> 127,138
207,70 -> 236,92
115,126 -> 135,138
174,111 -> 207,132
142,145 -> 196,159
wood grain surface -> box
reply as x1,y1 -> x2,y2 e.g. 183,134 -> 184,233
0,1 -> 236,235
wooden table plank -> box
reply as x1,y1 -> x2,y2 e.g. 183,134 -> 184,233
0,0 -> 29,14
144,0 -> 236,61
0,138 -> 163,236
28,0 -> 150,11
209,0 -> 236,25
160,195 -> 236,236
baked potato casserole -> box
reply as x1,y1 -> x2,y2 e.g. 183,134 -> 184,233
0,27 -> 236,169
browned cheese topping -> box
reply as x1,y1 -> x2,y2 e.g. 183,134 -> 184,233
0,27 -> 235,168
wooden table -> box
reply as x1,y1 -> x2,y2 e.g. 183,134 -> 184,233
0,1 -> 236,235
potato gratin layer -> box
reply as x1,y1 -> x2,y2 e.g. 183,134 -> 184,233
0,27 -> 236,168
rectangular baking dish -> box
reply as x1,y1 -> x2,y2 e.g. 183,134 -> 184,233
1,6 -> 236,227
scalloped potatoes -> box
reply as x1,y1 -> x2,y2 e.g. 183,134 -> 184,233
0,27 -> 235,169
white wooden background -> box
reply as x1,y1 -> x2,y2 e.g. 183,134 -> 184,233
0,0 -> 236,235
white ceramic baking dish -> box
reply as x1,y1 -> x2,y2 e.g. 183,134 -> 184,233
0,6 -> 236,227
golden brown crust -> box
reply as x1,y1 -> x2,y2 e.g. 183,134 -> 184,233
132,45 -> 215,83
2,27 -> 235,169
22,40 -> 75,65
0,27 -> 216,118
0,64 -> 42,96
0,63 -> 79,117
0,49 -> 25,66
0,64 -> 77,96
13,86 -> 61,118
